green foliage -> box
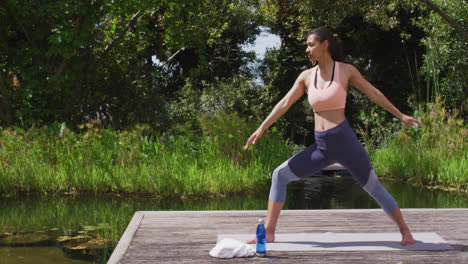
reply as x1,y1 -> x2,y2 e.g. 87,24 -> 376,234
359,0 -> 467,110
169,76 -> 277,127
2,0 -> 466,151
355,104 -> 401,150
412,0 -> 468,109
199,111 -> 289,167
371,97 -> 467,189
0,0 -> 263,129
0,114 -> 292,197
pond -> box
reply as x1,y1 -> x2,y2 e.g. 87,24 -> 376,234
1,175 -> 467,263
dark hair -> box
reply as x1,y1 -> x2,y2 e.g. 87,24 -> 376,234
308,27 -> 344,61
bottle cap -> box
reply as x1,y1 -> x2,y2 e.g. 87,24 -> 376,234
258,218 -> 264,224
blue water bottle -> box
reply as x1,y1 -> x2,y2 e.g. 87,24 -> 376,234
256,218 -> 266,257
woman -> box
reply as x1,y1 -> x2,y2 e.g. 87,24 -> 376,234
244,27 -> 421,246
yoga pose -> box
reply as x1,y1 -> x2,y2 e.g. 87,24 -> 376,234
244,27 -> 421,246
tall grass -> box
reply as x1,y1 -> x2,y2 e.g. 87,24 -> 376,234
377,35 -> 467,191
0,112 -> 292,197
371,97 -> 467,190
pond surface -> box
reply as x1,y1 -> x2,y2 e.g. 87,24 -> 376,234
1,175 -> 467,263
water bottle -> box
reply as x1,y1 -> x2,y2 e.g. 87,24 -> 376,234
256,218 -> 266,257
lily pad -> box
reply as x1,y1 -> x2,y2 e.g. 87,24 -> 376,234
82,226 -> 97,231
57,235 -> 86,242
0,232 -> 51,245
59,235 -> 109,250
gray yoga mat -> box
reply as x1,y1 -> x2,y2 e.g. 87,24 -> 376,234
217,232 -> 454,251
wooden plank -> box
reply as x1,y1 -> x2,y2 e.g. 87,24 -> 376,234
109,209 -> 468,264
107,212 -> 144,264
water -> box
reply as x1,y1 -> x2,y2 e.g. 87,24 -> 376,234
0,175 -> 467,263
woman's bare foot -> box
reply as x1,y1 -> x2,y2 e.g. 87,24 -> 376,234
387,206 -> 415,246
401,229 -> 415,246
246,231 -> 275,244
246,200 -> 284,244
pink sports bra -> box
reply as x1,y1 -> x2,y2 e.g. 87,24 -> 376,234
307,61 -> 347,112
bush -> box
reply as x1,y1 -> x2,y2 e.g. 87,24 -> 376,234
371,97 -> 467,189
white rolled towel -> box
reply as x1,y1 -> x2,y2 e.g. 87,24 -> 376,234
209,238 -> 255,258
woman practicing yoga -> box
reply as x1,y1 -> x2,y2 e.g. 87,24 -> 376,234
244,27 -> 421,246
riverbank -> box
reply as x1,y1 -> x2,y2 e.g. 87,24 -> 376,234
0,114 -> 292,198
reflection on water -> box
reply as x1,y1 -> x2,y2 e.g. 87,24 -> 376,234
0,247 -> 90,264
286,176 -> 468,209
0,175 -> 467,263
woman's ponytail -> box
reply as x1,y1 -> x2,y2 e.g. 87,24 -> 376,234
330,34 -> 344,61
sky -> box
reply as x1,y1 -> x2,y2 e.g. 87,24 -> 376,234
152,28 -> 281,66
243,28 -> 281,60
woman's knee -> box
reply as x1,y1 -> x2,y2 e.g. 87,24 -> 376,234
363,169 -> 398,213
269,161 -> 299,202
271,161 -> 299,186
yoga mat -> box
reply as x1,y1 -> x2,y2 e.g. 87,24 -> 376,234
217,232 -> 454,251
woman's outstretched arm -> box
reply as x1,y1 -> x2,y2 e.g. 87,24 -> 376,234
348,65 -> 422,127
244,71 -> 308,150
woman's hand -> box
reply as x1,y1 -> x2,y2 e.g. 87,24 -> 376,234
244,128 -> 265,150
400,114 -> 422,127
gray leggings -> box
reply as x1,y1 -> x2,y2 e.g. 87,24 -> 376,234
269,120 -> 398,213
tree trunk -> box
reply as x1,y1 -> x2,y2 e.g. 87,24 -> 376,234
0,74 -> 13,126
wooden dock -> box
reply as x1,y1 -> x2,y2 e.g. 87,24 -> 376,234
108,209 -> 468,263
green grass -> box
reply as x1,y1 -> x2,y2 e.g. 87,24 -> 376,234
1,100 -> 465,198
0,112 -> 292,198
370,98 -> 467,190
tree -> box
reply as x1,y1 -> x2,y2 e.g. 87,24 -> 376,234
0,0 -> 264,129
418,0 -> 468,41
